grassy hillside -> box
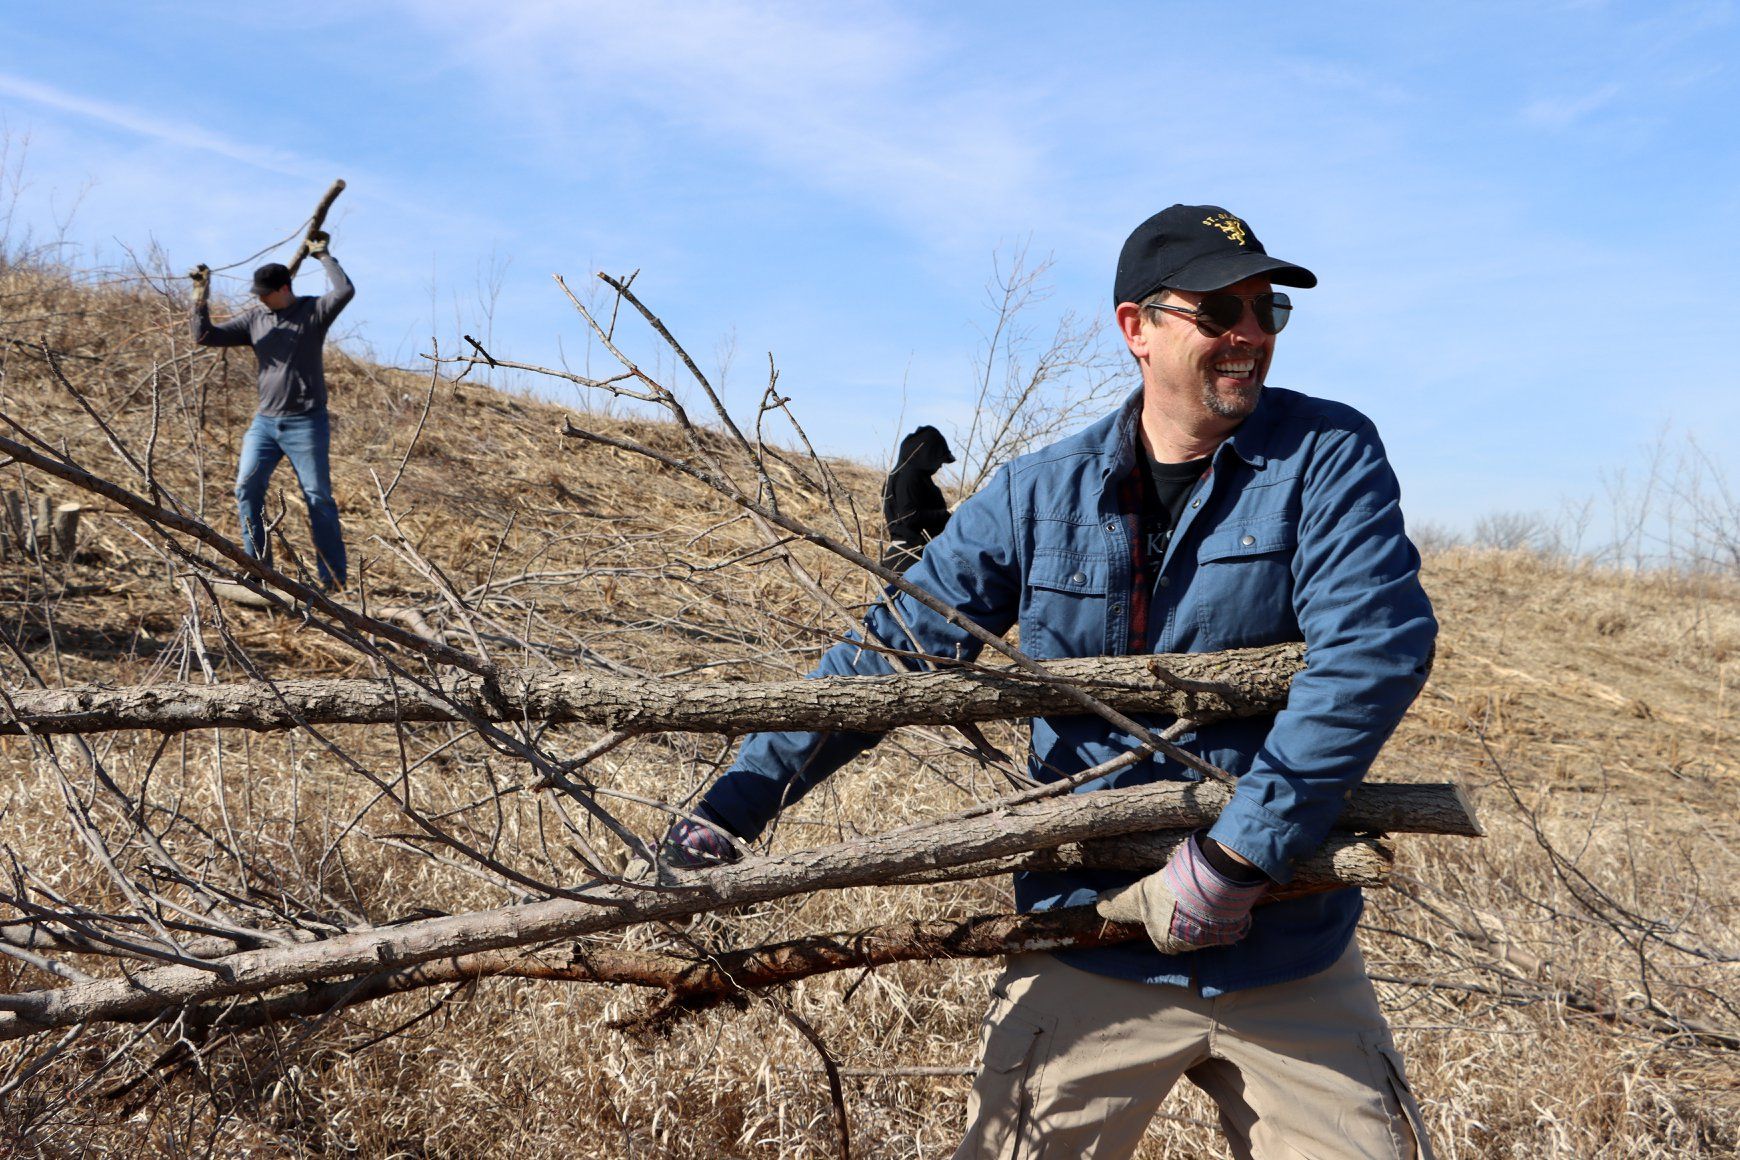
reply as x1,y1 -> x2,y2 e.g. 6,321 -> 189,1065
0,261 -> 1734,1158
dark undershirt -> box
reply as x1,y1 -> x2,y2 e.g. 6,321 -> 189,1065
1141,452 -> 1267,885
1140,453 -> 1212,561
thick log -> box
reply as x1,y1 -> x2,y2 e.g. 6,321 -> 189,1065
0,645 -> 1302,738
895,830 -> 1397,891
161,908 -> 1152,1036
0,778 -> 1475,1039
17,842 -> 1396,1035
6,831 -> 1395,966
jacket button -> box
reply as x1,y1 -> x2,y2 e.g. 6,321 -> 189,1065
1109,603 -> 1123,616
1240,534 -> 1256,546
1158,576 -> 1171,589
1070,571 -> 1086,584
1191,499 -> 1201,509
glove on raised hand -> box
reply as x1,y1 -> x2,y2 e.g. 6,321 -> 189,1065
659,815 -> 741,869
304,230 -> 330,256
1095,833 -> 1268,954
187,264 -> 210,286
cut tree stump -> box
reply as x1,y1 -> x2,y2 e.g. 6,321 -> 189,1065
50,502 -> 81,560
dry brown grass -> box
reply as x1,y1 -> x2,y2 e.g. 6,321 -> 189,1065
0,263 -> 1734,1157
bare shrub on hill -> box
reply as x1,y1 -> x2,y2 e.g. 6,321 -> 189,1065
948,242 -> 1133,495
1461,432 -> 1740,577
0,259 -> 1732,1158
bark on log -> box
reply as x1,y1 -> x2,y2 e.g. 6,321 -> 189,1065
284,178 -> 346,279
210,581 -> 276,610
0,645 -> 1302,738
8,831 -> 1394,966
893,831 -> 1396,891
49,842 -> 1396,1036
161,908 -> 1154,1037
0,779 -> 1475,1039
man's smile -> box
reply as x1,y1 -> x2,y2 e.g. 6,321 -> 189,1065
1212,356 -> 1259,380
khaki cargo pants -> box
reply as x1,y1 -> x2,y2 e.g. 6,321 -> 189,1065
955,944 -> 1432,1159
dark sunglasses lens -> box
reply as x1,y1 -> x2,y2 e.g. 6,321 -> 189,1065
1195,293 -> 1242,336
1256,292 -> 1291,335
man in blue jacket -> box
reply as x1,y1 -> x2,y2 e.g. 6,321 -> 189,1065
190,232 -> 354,589
668,205 -> 1437,1158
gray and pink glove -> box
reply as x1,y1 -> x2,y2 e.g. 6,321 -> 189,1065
659,815 -> 741,869
1095,833 -> 1268,954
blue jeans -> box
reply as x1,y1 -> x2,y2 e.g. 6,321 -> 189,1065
234,410 -> 347,588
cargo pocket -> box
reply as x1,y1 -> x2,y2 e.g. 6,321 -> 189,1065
1360,1032 -> 1434,1160
960,1010 -> 1047,1160
1378,1044 -> 1434,1160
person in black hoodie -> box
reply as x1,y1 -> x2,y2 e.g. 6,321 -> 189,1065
881,425 -> 955,573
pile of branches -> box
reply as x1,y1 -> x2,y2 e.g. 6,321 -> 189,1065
0,256 -> 1496,1152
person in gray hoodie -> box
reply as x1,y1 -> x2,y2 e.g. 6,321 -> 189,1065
190,232 -> 354,589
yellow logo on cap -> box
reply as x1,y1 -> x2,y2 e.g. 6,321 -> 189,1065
1203,212 -> 1248,246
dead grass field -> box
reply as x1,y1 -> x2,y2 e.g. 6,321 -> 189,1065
0,263 -> 1734,1158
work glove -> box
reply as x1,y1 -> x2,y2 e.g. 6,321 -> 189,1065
1094,832 -> 1268,954
304,230 -> 330,256
188,264 -> 211,298
658,814 -> 741,870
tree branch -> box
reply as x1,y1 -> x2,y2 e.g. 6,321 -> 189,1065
0,779 -> 1476,1039
0,645 -> 1301,737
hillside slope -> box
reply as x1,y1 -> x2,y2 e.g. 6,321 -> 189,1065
0,263 -> 1734,1158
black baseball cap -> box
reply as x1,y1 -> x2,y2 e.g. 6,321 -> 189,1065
251,263 -> 292,295
1114,205 -> 1316,307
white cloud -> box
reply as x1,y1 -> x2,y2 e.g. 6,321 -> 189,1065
393,0 -> 1050,245
1520,82 -> 1624,129
0,71 -> 325,182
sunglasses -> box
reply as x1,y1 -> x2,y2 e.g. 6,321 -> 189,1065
1146,291 -> 1291,337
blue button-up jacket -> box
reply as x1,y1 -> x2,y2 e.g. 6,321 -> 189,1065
702,386 -> 1437,995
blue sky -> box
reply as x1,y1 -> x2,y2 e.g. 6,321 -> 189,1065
2,1 -> 1736,534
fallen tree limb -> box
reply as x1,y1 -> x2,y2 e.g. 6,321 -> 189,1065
891,830 -> 1395,889
147,839 -> 1396,1035
154,907 -> 1151,1038
7,830 -> 1393,966
0,778 -> 1475,1039
70,840 -> 1399,1038
0,645 -> 1302,738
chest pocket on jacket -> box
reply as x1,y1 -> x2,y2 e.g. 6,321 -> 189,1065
1024,551 -> 1108,660
1193,522 -> 1298,648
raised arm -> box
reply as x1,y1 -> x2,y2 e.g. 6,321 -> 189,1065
306,233 -> 354,326
187,265 -> 252,348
